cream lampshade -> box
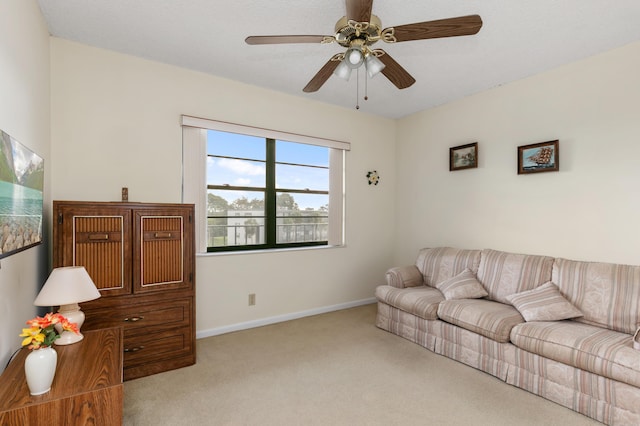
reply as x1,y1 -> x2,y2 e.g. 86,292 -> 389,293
34,266 -> 101,345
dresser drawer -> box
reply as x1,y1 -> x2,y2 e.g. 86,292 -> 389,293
123,326 -> 192,365
83,298 -> 191,337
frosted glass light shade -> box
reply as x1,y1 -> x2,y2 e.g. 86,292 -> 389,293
365,54 -> 386,78
345,47 -> 364,69
34,266 -> 101,345
333,60 -> 353,81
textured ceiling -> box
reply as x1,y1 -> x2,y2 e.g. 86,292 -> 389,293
37,0 -> 640,119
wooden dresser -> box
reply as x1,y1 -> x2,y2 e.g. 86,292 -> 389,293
0,328 -> 123,426
52,201 -> 196,380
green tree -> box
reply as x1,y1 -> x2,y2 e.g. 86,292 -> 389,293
230,197 -> 264,211
207,194 -> 228,214
276,193 -> 299,211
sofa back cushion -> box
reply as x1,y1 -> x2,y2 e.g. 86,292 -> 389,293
552,258 -> 640,334
415,247 -> 481,288
477,249 -> 554,304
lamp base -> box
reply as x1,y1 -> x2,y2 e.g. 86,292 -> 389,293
54,303 -> 86,346
55,330 -> 84,345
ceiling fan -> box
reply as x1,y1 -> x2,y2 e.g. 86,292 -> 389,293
245,0 -> 482,93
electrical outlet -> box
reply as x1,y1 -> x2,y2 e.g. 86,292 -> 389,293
248,293 -> 256,306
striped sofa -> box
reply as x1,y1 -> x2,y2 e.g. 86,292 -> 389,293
375,248 -> 640,425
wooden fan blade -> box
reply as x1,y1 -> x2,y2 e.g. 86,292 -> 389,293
387,15 -> 482,42
303,58 -> 340,93
245,35 -> 329,45
377,51 -> 416,89
346,0 -> 373,23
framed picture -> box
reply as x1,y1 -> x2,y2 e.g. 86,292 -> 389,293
0,129 -> 44,259
518,140 -> 559,174
450,142 -> 478,171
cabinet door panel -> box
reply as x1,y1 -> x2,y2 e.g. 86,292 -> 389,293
134,209 -> 193,293
141,217 -> 183,285
54,204 -> 132,296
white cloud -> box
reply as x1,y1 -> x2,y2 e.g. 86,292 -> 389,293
218,158 -> 264,176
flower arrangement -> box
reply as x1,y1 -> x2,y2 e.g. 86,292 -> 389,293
19,313 -> 79,350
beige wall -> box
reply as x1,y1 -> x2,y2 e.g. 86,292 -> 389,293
18,11 -> 639,346
0,0 -> 51,367
395,40 -> 640,266
50,38 -> 396,335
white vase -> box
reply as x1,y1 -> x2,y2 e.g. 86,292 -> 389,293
24,346 -> 58,395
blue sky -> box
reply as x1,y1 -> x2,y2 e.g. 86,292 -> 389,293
206,130 -> 329,210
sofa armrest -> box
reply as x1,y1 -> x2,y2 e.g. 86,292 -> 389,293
385,265 -> 424,288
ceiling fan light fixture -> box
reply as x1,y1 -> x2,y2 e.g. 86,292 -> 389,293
333,59 -> 353,81
365,54 -> 385,78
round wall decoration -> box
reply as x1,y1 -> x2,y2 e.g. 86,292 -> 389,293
367,170 -> 379,185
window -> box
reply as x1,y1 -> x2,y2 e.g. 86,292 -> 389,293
207,132 -> 329,251
181,116 -> 349,253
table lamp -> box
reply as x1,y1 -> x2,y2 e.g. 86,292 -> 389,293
34,266 -> 101,345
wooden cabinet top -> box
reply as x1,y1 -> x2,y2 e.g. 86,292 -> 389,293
0,327 -> 123,412
53,200 -> 194,210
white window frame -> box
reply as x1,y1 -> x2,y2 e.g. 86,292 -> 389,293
181,115 -> 349,253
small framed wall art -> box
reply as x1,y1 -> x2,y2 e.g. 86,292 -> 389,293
517,140 -> 559,174
449,142 -> 478,171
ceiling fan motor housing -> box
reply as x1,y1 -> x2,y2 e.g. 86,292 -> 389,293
334,15 -> 383,48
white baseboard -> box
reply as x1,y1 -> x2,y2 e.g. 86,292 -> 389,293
196,297 -> 376,339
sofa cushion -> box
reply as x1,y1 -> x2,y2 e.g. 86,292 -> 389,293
477,249 -> 554,304
437,299 -> 525,343
385,265 -> 424,288
375,285 -> 444,320
506,282 -> 583,322
552,258 -> 640,334
435,268 -> 488,300
510,321 -> 640,388
415,247 -> 481,288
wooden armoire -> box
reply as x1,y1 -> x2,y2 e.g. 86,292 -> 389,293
52,201 -> 196,380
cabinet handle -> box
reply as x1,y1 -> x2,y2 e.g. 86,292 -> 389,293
124,346 -> 145,353
123,316 -> 144,322
154,232 -> 172,238
88,234 -> 109,241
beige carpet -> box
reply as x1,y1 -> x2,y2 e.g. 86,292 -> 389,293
124,304 -> 600,425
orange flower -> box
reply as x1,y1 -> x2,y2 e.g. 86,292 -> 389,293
60,317 -> 79,334
20,312 -> 79,349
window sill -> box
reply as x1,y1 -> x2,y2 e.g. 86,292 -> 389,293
196,244 -> 345,257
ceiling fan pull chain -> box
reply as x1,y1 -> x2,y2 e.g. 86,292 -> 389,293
356,68 -> 360,110
364,71 -> 369,101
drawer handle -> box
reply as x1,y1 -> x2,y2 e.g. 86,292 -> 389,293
154,232 -> 172,238
124,316 -> 144,322
124,346 -> 145,353
88,233 -> 109,241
